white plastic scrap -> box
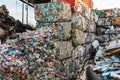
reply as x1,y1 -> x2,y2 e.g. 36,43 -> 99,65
92,40 -> 99,49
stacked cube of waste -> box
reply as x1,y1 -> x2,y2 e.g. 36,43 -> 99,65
71,1 -> 96,78
34,2 -> 73,79
35,2 -> 71,41
72,1 -> 96,45
34,1 -> 97,79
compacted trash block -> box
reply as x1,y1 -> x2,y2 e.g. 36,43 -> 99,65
34,2 -> 71,23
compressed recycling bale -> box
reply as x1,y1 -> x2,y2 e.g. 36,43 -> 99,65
21,22 -> 71,41
76,1 -> 91,20
83,33 -> 95,43
72,45 -> 85,59
72,13 -> 82,29
55,41 -> 73,59
62,59 -> 71,74
72,14 -> 86,30
81,16 -> 89,31
72,28 -> 84,46
61,22 -> 72,40
72,13 -> 93,32
34,2 -> 71,22
84,7 -> 91,20
36,22 -> 72,40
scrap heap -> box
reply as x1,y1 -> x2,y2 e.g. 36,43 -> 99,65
0,0 -> 120,80
0,1 -> 97,79
0,5 -> 15,41
91,8 -> 120,79
0,5 -> 34,43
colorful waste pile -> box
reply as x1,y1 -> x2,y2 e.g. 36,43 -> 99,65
91,8 -> 120,80
0,0 -> 120,80
0,29 -> 73,79
93,40 -> 120,80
